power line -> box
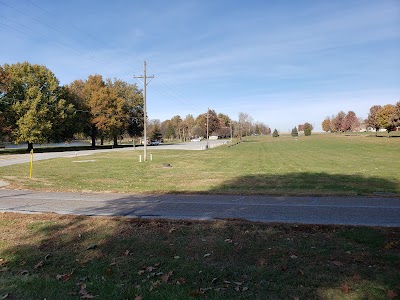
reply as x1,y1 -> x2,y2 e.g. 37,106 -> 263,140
1,1 -> 208,119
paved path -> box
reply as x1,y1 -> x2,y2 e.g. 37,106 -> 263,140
0,140 -> 228,167
1,189 -> 399,226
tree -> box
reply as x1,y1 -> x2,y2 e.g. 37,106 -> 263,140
331,111 -> 346,132
376,104 -> 396,133
171,115 -> 183,140
183,114 -> 195,140
291,127 -> 298,137
148,119 -> 162,141
391,101 -> 400,128
343,111 -> 360,132
67,75 -> 105,146
1,62 -> 76,151
67,76 -> 144,146
161,120 -> 175,140
238,112 -> 253,138
217,113 -> 231,127
297,124 -> 304,132
108,79 -> 144,141
272,129 -> 279,137
303,122 -> 312,136
0,65 -> 11,140
366,105 -> 382,135
322,118 -> 331,132
207,109 -> 221,134
254,121 -> 270,135
90,83 -> 127,146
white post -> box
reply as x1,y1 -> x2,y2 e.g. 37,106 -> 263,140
150,153 -> 153,161
139,155 -> 142,162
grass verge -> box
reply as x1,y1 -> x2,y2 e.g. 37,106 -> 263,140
1,213 -> 399,300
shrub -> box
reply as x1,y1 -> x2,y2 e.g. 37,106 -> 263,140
272,129 -> 279,137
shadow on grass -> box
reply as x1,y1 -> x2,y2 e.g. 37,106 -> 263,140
206,172 -> 399,196
1,213 -> 400,300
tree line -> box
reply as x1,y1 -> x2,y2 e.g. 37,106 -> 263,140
146,111 -> 271,142
0,62 -> 144,151
0,62 -> 271,150
321,102 -> 400,134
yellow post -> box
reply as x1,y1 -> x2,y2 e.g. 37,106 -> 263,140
29,149 -> 33,178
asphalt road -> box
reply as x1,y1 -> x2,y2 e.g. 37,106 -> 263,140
1,189 -> 399,226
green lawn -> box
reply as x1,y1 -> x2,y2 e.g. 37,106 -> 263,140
0,134 -> 399,196
1,213 -> 399,300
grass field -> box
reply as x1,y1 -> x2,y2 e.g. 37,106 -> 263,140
0,134 -> 399,196
1,213 -> 399,300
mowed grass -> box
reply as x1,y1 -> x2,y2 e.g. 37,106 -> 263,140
1,213 -> 399,300
0,134 -> 399,196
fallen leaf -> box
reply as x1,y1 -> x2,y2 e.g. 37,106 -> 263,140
199,287 -> 212,293
384,242 -> 394,249
79,284 -> 94,299
290,255 -> 298,259
177,277 -> 185,284
332,260 -> 344,267
341,283 -> 349,294
235,286 -> 240,292
161,271 -> 173,284
124,250 -> 130,256
1,294 -> 9,299
352,273 -> 361,281
233,282 -> 243,286
86,244 -> 97,250
190,290 -> 203,297
34,261 -> 44,269
173,256 -> 180,259
387,290 -> 397,299
138,270 -> 145,275
56,274 -> 72,281
169,227 -> 176,233
211,278 -> 218,284
44,254 -> 50,260
20,270 -> 29,276
149,280 -> 161,291
224,238 -> 233,243
203,253 -> 211,258
134,295 -> 142,300
242,286 -> 249,291
146,266 -> 156,272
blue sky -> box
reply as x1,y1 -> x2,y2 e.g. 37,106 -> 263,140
1,0 -> 399,132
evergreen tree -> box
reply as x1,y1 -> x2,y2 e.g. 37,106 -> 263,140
291,127 -> 298,137
272,129 -> 279,137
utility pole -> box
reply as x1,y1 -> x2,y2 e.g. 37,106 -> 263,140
134,61 -> 154,161
230,121 -> 233,143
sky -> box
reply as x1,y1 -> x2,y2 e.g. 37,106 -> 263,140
1,0 -> 399,132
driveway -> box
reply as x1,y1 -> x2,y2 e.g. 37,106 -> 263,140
1,189 -> 399,226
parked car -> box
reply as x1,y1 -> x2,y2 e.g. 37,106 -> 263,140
150,140 -> 159,146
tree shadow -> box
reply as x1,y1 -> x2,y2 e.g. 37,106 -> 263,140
206,172 -> 399,197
